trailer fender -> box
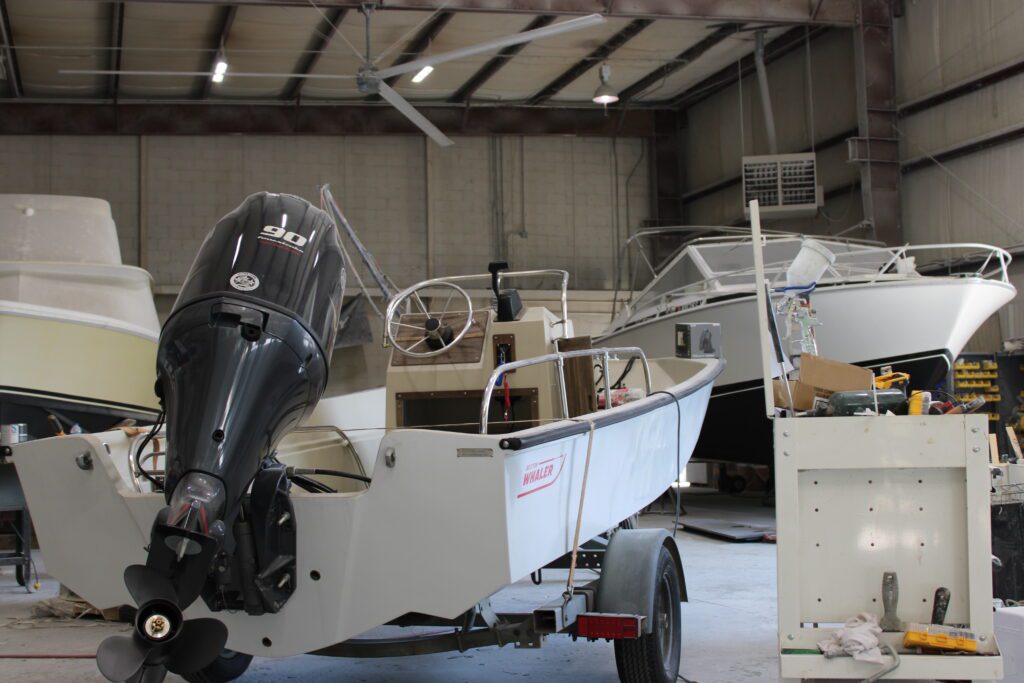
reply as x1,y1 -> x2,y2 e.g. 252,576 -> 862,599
595,529 -> 686,636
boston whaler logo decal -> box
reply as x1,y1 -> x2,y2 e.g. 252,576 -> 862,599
258,224 -> 308,255
517,453 -> 566,499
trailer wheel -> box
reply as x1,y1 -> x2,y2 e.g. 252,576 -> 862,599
613,545 -> 682,683
183,649 -> 253,683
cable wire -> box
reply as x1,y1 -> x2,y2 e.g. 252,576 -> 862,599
134,411 -> 165,492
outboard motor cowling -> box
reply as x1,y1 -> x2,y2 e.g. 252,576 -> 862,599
96,192 -> 345,683
160,192 -> 344,526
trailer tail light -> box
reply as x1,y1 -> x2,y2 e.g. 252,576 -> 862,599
576,613 -> 643,640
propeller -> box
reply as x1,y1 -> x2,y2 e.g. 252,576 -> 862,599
59,7 -> 606,147
96,565 -> 228,683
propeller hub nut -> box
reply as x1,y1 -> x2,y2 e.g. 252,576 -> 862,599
143,613 -> 172,640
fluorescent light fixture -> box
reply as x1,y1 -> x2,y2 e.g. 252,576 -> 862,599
411,65 -> 434,84
212,58 -> 228,83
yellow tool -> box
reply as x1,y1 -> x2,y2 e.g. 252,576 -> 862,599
874,372 -> 911,391
908,391 -> 930,416
903,623 -> 978,652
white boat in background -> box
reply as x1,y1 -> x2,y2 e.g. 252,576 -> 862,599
0,195 -> 160,435
598,228 -> 1016,465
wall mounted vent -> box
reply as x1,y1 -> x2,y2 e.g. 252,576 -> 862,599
742,153 -> 823,220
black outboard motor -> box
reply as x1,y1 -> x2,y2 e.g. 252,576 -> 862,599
96,193 -> 344,683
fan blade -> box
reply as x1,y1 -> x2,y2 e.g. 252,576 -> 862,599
127,665 -> 168,683
375,13 -> 605,80
124,565 -> 177,607
96,635 -> 149,682
164,618 -> 229,675
60,69 -> 355,80
377,82 -> 453,147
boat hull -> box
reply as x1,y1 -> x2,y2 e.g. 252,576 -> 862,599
0,308 -> 159,431
12,358 -> 721,657
599,278 -> 1016,465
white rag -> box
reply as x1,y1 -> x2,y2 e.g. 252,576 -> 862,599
817,613 -> 886,664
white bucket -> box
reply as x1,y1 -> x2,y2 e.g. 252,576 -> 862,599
895,256 -> 918,275
785,239 -> 836,291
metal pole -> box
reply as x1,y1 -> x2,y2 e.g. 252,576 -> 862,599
751,200 -> 784,417
555,355 -> 569,419
754,30 -> 779,155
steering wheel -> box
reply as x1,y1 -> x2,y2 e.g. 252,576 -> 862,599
385,281 -> 475,358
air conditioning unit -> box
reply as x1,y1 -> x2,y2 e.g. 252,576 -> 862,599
742,153 -> 823,220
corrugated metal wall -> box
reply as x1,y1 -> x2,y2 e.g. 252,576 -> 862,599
897,0 -> 1024,346
680,29 -> 862,235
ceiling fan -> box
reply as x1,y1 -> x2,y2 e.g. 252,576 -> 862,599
63,2 -> 606,147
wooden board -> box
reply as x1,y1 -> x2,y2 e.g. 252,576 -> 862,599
556,336 -> 597,418
390,311 -> 488,367
1006,425 -> 1023,463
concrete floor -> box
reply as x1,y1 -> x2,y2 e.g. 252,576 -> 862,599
0,494 -> 942,683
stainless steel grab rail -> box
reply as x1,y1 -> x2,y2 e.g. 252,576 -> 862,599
291,425 -> 353,447
128,429 -> 165,493
479,346 -> 651,434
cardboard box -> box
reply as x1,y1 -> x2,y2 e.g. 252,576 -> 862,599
773,380 -> 820,411
773,354 -> 874,411
798,353 -> 874,393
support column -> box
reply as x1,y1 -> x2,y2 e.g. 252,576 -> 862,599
652,109 -> 686,225
850,0 -> 901,244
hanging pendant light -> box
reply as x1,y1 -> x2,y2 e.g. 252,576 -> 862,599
592,63 -> 619,106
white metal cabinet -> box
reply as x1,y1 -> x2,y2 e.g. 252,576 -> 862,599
775,414 -> 1002,681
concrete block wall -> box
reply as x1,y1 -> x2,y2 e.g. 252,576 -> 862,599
428,136 -> 492,279
0,133 -> 648,292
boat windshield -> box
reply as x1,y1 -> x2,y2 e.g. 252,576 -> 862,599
611,226 -> 1012,331
632,237 -> 893,313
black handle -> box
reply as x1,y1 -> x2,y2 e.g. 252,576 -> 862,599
487,261 -> 509,299
931,587 -> 951,625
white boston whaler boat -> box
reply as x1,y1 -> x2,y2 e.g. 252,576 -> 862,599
0,194 -> 160,433
13,192 -> 721,683
599,228 -> 1015,465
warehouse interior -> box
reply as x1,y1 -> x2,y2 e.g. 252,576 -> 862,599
2,1 -> 1024,682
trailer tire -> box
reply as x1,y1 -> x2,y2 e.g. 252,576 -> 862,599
183,650 -> 253,683
613,545 -> 682,683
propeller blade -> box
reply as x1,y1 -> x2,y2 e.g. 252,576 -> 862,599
377,82 -> 453,147
375,13 -> 605,80
127,665 -> 168,683
165,618 -> 229,675
124,565 -> 177,607
60,69 -> 356,80
96,635 -> 149,683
